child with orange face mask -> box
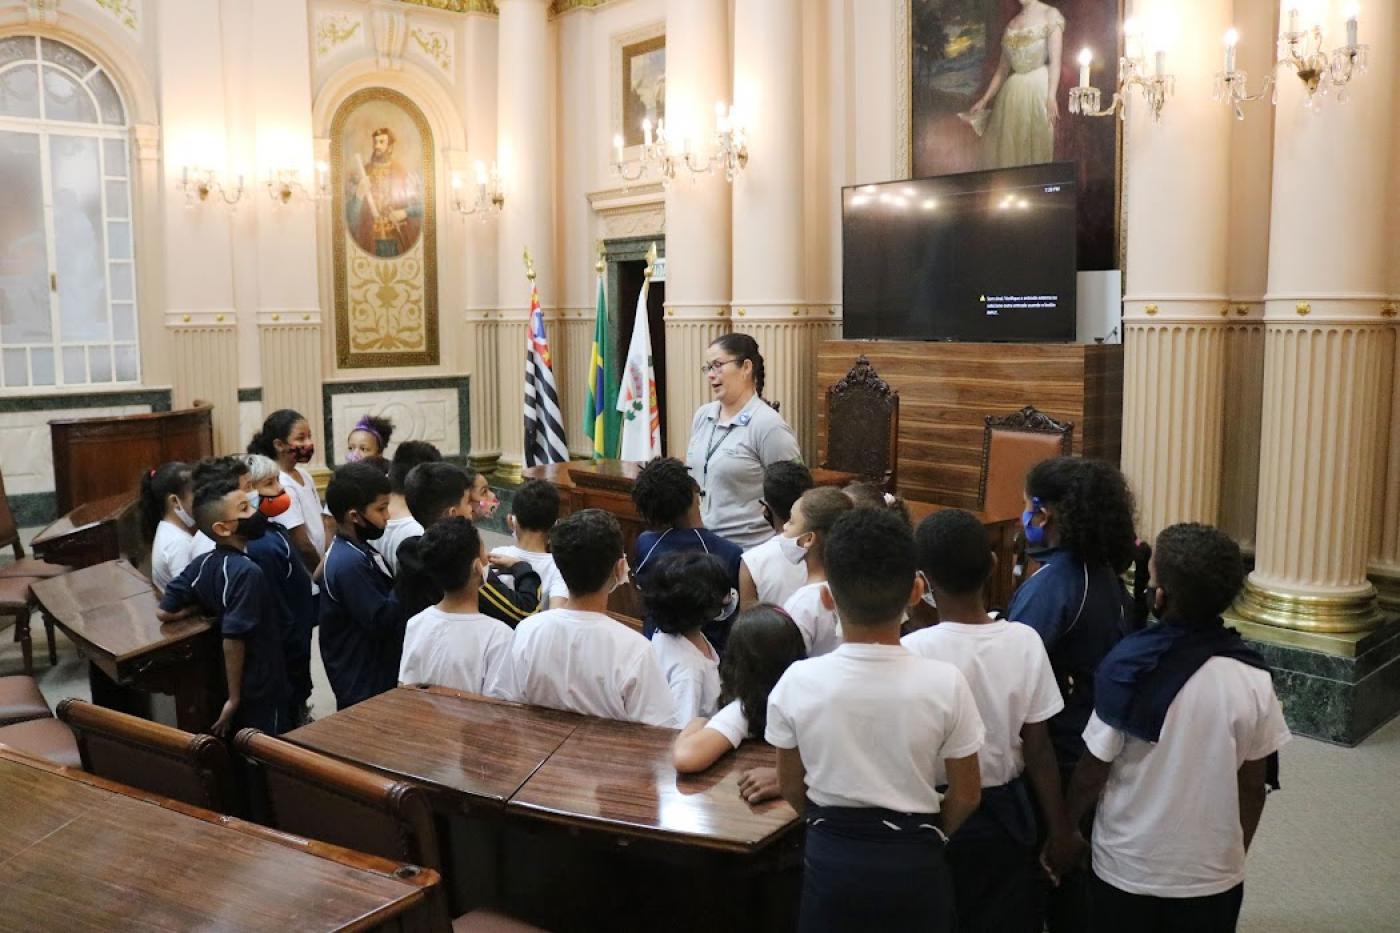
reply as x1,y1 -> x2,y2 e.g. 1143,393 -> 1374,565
244,453 -> 317,725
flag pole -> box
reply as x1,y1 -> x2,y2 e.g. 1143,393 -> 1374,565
523,246 -> 535,282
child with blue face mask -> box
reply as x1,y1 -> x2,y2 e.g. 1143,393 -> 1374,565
1006,456 -> 1139,933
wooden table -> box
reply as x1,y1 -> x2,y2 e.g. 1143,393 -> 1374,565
0,747 -> 438,932
285,685 -> 584,812
30,560 -> 222,732
31,492 -> 145,571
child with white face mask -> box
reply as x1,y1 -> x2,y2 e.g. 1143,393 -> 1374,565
779,487 -> 855,657
642,551 -> 733,724
142,461 -> 195,593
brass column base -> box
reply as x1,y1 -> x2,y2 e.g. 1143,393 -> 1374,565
493,459 -> 524,485
1369,567 -> 1400,615
1231,575 -> 1384,639
469,453 -> 502,477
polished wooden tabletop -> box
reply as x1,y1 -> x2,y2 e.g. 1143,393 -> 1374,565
31,492 -> 137,546
285,685 -> 584,808
0,750 -> 431,932
30,560 -> 209,665
508,718 -> 798,854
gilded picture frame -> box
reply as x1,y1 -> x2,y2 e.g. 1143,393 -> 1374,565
331,86 -> 440,369
619,34 -> 665,148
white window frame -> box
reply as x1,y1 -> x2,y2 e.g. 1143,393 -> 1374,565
0,35 -> 138,391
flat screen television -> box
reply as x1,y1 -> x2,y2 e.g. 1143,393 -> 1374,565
842,162 -> 1078,342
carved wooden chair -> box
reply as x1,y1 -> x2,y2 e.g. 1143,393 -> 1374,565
821,355 -> 900,492
0,466 -> 71,673
978,405 -> 1075,523
56,698 -> 238,814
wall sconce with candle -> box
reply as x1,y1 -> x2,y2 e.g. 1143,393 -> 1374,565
611,101 -> 747,189
451,160 -> 504,218
1069,17 -> 1175,122
1214,4 -> 1367,119
176,166 -> 245,207
265,162 -> 331,205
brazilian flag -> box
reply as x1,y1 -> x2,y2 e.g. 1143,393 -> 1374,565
584,272 -> 619,459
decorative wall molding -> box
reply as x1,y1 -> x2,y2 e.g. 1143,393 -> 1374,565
315,12 -> 364,59
395,0 -> 497,12
588,181 -> 666,240
132,123 -> 159,162
323,375 -> 470,467
25,0 -> 59,26
372,5 -> 409,70
164,309 -> 237,329
409,25 -> 452,71
256,309 -> 323,327
895,0 -> 911,178
92,0 -> 137,32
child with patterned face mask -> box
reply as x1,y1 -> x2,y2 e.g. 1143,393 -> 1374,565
344,414 -> 394,463
247,409 -> 325,572
142,461 -> 194,593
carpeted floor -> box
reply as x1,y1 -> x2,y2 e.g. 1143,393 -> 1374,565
5,525 -> 1396,931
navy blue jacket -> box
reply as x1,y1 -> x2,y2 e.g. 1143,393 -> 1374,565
319,534 -> 408,710
633,527 -> 743,650
1009,547 -> 1127,771
246,524 -> 315,661
158,545 -> 288,711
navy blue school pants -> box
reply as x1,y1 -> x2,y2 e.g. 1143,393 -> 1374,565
945,779 -> 1045,932
798,805 -> 954,933
1091,872 -> 1244,933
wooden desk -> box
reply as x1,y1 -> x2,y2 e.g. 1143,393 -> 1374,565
30,561 -> 222,732
508,717 -> 797,855
284,685 -> 584,811
30,492 -> 144,571
0,748 -> 437,932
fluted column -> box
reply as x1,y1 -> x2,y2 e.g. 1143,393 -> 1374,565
732,0 -> 821,459
662,0 -> 731,455
465,311 -> 501,472
495,0 -> 553,477
1367,327 -> 1399,611
1236,0 -> 1396,635
1118,0 -> 1234,543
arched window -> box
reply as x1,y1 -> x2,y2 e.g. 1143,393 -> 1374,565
0,35 -> 137,389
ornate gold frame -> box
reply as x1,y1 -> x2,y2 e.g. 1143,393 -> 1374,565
331,86 -> 440,369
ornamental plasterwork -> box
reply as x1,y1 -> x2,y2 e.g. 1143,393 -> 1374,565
410,26 -> 452,71
92,0 -> 138,31
395,0 -> 497,13
315,13 -> 363,58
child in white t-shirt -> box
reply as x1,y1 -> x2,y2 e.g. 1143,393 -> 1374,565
141,461 -> 195,592
489,479 -> 568,608
739,461 -> 813,608
502,509 -> 674,727
399,516 -> 514,698
903,508 -> 1074,933
767,507 -> 984,932
247,408 -> 325,572
1066,523 -> 1290,933
672,603 -> 806,803
641,550 -> 732,724
374,441 -> 441,574
778,486 -> 853,657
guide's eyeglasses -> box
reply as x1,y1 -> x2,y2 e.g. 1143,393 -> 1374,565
699,359 -> 739,376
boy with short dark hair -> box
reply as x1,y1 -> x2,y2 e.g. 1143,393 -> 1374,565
188,456 -> 254,559
157,476 -> 289,736
319,462 -> 406,710
740,460 -> 813,607
375,440 -> 441,574
502,509 -> 675,726
767,507 -> 984,931
394,462 -> 541,625
489,479 -> 568,609
904,508 -> 1074,932
1067,522 -> 1289,933
629,457 -> 742,646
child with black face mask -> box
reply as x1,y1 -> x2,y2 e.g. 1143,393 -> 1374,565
156,475 -> 289,737
318,461 -> 408,710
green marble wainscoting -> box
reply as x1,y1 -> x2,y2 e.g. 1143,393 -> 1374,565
1239,618 -> 1400,747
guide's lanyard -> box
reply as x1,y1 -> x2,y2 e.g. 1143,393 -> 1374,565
700,420 -> 738,497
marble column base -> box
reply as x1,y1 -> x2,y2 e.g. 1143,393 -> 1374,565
1235,616 -> 1400,746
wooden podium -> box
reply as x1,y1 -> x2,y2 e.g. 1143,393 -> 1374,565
49,406 -> 214,517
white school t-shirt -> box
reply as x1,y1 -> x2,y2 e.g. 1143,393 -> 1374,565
275,465 -> 326,556
902,619 -> 1064,787
189,531 -> 215,559
151,521 -> 195,592
399,605 -> 516,698
766,643 -> 985,813
373,516 -> 423,575
490,545 -> 569,603
741,535 -> 808,608
1083,657 -> 1291,898
504,608 -> 676,727
705,699 -> 750,748
782,582 -> 842,657
651,631 -> 722,724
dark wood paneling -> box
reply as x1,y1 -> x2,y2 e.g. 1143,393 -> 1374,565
818,341 -> 1124,509
50,406 -> 214,516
